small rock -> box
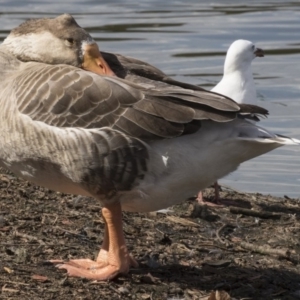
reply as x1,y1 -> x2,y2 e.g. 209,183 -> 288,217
118,286 -> 130,294
0,215 -> 6,227
15,248 -> 28,263
140,273 -> 158,284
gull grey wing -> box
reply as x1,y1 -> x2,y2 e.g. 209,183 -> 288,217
239,104 -> 268,116
102,51 -> 269,121
102,51 -> 207,91
13,63 -> 144,128
102,51 -> 168,80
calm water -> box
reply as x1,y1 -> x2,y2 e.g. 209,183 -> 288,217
0,1 -> 299,197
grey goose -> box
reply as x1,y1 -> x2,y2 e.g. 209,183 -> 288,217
0,14 -> 299,280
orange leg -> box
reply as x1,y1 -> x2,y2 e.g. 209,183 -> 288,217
213,181 -> 220,203
51,202 -> 138,280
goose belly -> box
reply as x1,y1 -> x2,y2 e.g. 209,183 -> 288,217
120,121 -> 282,212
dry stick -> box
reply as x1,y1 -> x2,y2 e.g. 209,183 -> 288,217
1,285 -> 20,293
0,280 -> 29,286
239,241 -> 290,257
218,184 -> 247,195
229,207 -> 282,219
54,226 -> 82,236
215,224 -> 228,244
166,215 -> 200,227
54,226 -> 91,241
13,231 -> 45,245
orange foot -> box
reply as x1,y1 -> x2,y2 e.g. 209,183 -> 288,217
196,182 -> 223,207
51,202 -> 138,280
52,256 -> 137,280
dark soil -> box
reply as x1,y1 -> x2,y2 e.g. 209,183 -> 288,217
0,169 -> 299,300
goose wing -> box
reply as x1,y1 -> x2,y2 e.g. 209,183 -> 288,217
14,62 -> 265,140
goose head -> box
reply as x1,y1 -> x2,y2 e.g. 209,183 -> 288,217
224,39 -> 264,75
1,14 -> 114,76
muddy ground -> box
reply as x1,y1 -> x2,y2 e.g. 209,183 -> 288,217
0,169 -> 299,300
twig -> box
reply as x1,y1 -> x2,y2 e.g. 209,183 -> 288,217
166,215 -> 200,227
0,280 -> 29,286
1,284 -> 19,293
54,226 -> 84,237
229,207 -> 282,219
215,224 -> 228,244
13,231 -> 45,245
239,241 -> 290,257
218,184 -> 247,195
235,214 -> 242,228
52,216 -> 58,225
53,226 -> 93,243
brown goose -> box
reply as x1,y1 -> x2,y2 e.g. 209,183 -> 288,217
0,14 -> 298,280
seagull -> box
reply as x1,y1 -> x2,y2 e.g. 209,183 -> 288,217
0,15 -> 298,281
213,39 -> 264,104
196,39 -> 265,205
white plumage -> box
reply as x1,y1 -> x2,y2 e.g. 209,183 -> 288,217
197,39 -> 265,203
212,39 -> 264,105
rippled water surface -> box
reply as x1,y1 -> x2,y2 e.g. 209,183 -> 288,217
0,1 -> 299,197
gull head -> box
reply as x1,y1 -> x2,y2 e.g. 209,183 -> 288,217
224,39 -> 264,74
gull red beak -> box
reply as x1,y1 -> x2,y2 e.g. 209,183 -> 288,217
254,48 -> 264,57
82,43 -> 115,76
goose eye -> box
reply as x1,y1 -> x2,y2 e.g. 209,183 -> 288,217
66,38 -> 74,44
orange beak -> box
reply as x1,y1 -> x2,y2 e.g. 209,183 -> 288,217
82,43 -> 115,76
